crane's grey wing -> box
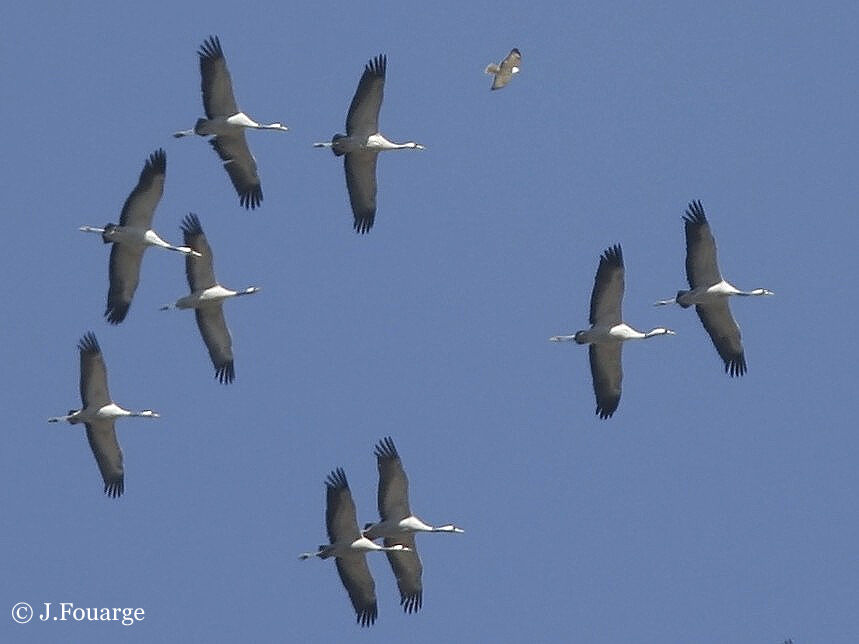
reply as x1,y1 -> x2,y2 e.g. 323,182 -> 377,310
85,420 -> 124,498
325,468 -> 361,544
78,332 -> 111,407
195,307 -> 234,384
683,200 -> 722,289
589,343 -> 622,419
198,35 -> 239,118
181,213 -> 217,291
695,300 -> 746,377
589,244 -> 624,326
118,149 -> 166,229
210,132 -> 262,209
346,55 -> 386,137
384,534 -> 423,614
106,242 -> 144,324
374,437 -> 411,521
335,555 -> 378,627
491,48 -> 521,90
345,151 -> 378,234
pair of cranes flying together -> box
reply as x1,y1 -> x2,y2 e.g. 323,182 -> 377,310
551,201 -> 772,419
80,149 -> 259,385
174,36 -> 439,233
301,437 -> 463,627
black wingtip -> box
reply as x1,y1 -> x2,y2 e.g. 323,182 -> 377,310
683,199 -> 707,225
511,47 -> 521,56
401,591 -> 423,614
366,54 -> 386,77
199,35 -> 224,60
78,332 -> 101,354
599,243 -> 623,268
104,478 -> 124,498
145,148 -> 167,174
215,361 -> 235,385
325,468 -> 349,490
725,353 -> 747,377
240,186 -> 263,210
373,436 -> 399,460
596,405 -> 616,420
357,603 -> 378,627
181,212 -> 203,237
104,303 -> 130,325
353,214 -> 375,234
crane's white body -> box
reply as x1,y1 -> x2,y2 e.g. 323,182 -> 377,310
300,537 -> 410,560
80,225 -> 199,256
364,515 -> 463,539
655,280 -> 773,307
550,323 -> 675,344
163,285 -> 260,310
49,404 -> 159,425
174,111 -> 288,138
314,133 -> 424,154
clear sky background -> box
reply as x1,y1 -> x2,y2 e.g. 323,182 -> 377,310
3,2 -> 858,642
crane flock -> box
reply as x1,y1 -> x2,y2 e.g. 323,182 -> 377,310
46,36 -> 774,627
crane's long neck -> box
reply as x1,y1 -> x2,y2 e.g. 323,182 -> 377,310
236,287 -> 260,297
642,327 -> 675,338
128,409 -> 159,418
257,122 -> 288,131
736,288 -> 774,297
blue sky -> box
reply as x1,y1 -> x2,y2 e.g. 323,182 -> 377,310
4,1 -> 858,642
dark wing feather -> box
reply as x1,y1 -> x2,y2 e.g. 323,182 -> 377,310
119,149 -> 166,229
78,332 -> 110,407
346,55 -> 386,137
345,151 -> 378,233
589,343 -> 623,419
85,421 -> 124,498
335,556 -> 378,627
589,244 -> 624,326
384,534 -> 423,613
181,213 -> 217,291
683,200 -> 722,288
325,468 -> 361,544
374,437 -> 411,521
105,243 -> 144,324
695,300 -> 747,377
210,134 -> 262,209
198,35 -> 238,118
195,307 -> 234,384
